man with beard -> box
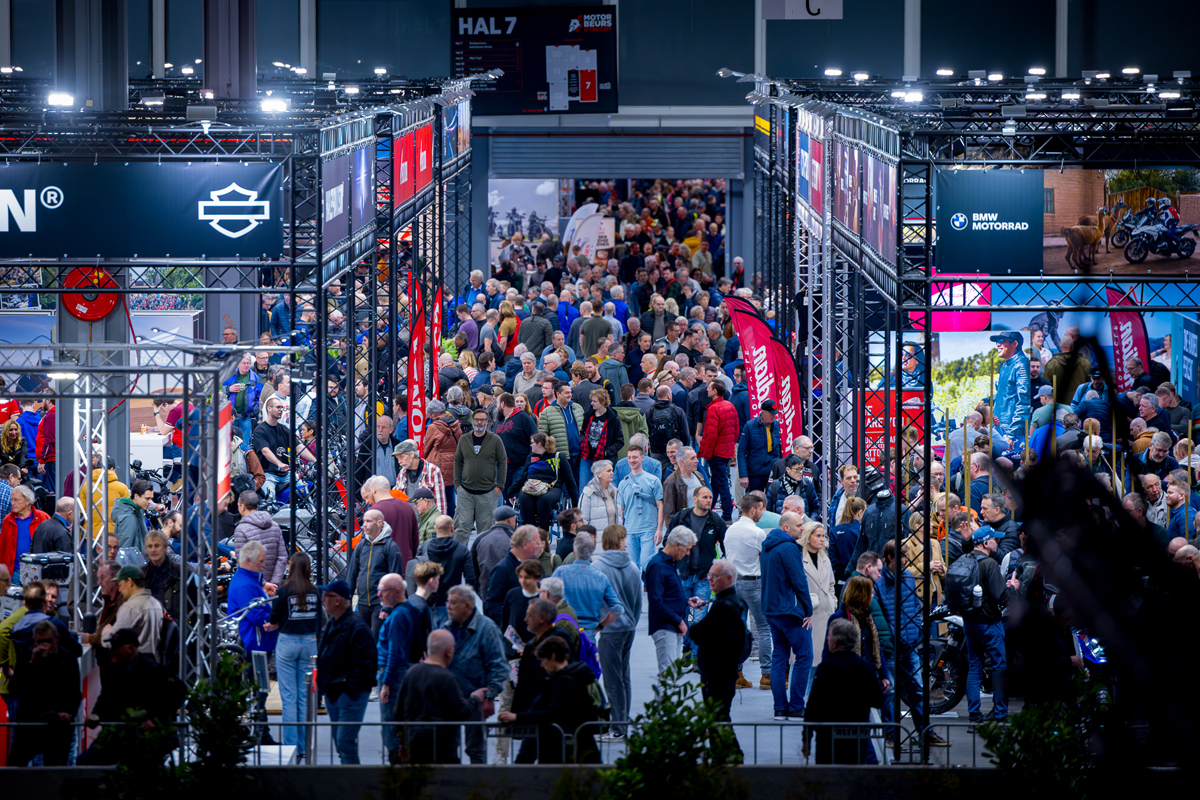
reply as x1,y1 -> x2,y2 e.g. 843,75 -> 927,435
1141,473 -> 1171,529
453,409 -> 507,543
1133,432 -> 1178,482
1029,356 -> 1050,413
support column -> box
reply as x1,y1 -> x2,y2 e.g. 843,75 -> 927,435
299,0 -> 315,76
55,0 -> 130,112
0,0 -> 11,69
203,0 -> 257,100
151,0 -> 164,78
203,267 -> 260,346
903,0 -> 920,77
1055,0 -> 1068,78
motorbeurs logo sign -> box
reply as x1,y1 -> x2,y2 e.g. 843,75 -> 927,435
950,211 -> 1030,232
570,13 -> 613,32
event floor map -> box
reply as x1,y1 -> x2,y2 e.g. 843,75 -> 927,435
545,46 -> 598,111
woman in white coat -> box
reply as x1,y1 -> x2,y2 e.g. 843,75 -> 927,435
799,520 -> 837,700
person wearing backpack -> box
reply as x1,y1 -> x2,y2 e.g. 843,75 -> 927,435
944,525 -> 1009,725
686,559 -> 747,755
648,386 -> 688,472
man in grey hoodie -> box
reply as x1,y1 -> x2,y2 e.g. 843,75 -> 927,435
591,524 -> 644,739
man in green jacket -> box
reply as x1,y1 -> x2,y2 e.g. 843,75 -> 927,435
613,383 -> 649,460
413,488 -> 439,543
113,479 -> 154,550
537,379 -> 583,467
453,408 -> 508,543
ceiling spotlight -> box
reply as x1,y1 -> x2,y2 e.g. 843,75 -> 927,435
374,67 -> 387,75
141,92 -> 165,106
1122,67 -> 1140,74
344,85 -> 360,94
261,97 -> 290,113
201,90 -> 214,100
890,89 -> 906,98
1095,72 -> 1110,79
195,59 -> 202,64
273,61 -> 285,67
1062,91 -> 1081,100
852,72 -> 869,81
824,68 -> 843,77
1160,91 -> 1182,99
389,88 -> 402,94
293,67 -> 307,75
1028,67 -> 1046,76
1026,92 -> 1047,100
936,68 -> 954,77
0,67 -> 11,75
180,66 -> 194,75
12,67 -> 20,72
904,91 -> 924,102
987,72 -> 1003,81
47,92 -> 74,106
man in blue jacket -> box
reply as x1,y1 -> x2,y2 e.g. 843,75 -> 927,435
761,511 -> 812,720
989,331 -> 1030,452
442,584 -> 509,764
645,527 -> 696,674
222,354 -> 263,450
737,400 -> 782,493
377,573 -> 422,765
226,539 -> 278,657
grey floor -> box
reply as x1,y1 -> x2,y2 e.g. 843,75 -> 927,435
259,600 -> 1009,768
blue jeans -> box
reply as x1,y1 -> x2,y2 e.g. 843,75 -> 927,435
965,619 -> 1008,720
767,614 -> 813,715
275,633 -> 317,752
40,461 -> 56,496
680,576 -> 711,652
579,459 -> 594,492
884,641 -> 925,723
628,530 -> 656,571
325,689 -> 370,764
236,416 -> 253,452
708,456 -> 733,520
378,668 -> 407,757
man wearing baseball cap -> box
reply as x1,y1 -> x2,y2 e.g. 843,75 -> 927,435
316,578 -> 377,764
988,331 -> 1030,452
738,399 -> 782,493
1031,384 -> 1071,430
961,525 -> 1008,726
101,565 -> 164,661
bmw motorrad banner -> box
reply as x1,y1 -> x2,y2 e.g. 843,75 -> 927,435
724,296 -> 803,454
0,161 -> 284,258
935,168 -> 1043,275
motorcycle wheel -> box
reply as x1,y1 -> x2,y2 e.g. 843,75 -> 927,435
928,645 -> 968,715
1111,229 -> 1130,248
1179,239 -> 1196,259
1124,238 -> 1149,264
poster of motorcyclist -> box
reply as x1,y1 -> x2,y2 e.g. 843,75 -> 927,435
487,179 -> 561,264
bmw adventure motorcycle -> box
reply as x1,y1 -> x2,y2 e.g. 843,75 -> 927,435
1123,221 -> 1198,263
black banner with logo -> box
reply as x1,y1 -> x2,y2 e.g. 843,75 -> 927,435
935,168 -> 1043,275
0,161 -> 284,258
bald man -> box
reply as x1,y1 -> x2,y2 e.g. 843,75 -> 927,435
396,629 -> 488,764
377,571 -> 423,761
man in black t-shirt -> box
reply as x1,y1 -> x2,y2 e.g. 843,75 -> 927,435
252,396 -> 293,499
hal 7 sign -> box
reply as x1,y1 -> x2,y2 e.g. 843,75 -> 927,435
453,6 -> 618,115
0,161 -> 284,258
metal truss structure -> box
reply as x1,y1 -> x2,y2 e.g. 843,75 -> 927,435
0,77 -> 476,685
746,73 -> 1200,763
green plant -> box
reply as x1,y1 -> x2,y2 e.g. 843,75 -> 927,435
372,764 -> 435,800
979,680 -> 1107,798
186,652 -> 256,779
599,659 -> 747,800
95,709 -> 189,800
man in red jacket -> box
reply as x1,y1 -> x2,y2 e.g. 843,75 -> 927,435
1,484 -> 50,577
698,381 -> 739,523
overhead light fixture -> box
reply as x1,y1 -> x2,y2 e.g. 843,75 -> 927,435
12,67 -> 20,72
852,72 -> 869,81
0,67 -> 11,75
988,72 -> 1003,81
47,372 -> 80,381
1122,67 -> 1139,74
904,91 -> 924,102
1062,91 -> 1081,100
1160,91 -> 1182,99
261,97 -> 290,113
180,66 -> 194,75
1026,92 -> 1047,100
389,88 -> 402,94
195,59 -> 202,64
1095,72 -> 1110,79
141,92 -> 165,106
374,67 -> 387,75
344,85 -> 360,94
47,92 -> 73,106
293,67 -> 307,75
824,68 -> 842,77
201,89 -> 214,100
937,68 -> 954,77
1028,67 -> 1046,76
273,61 -> 285,67
890,89 -> 906,98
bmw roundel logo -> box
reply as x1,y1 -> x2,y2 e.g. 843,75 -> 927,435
951,212 -> 968,231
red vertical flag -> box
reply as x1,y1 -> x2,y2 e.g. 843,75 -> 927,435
724,296 -> 804,454
1106,287 -> 1150,392
431,285 -> 443,371
408,273 -> 427,449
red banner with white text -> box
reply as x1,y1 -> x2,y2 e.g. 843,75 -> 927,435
1107,286 -> 1150,392
431,285 -> 443,371
408,274 -> 427,449
724,296 -> 803,454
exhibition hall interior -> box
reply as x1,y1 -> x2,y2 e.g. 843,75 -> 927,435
0,0 -> 1196,794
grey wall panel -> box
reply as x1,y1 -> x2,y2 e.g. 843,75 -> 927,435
258,0 -> 301,71
166,0 -> 202,70
128,0 -> 152,78
487,133 -> 746,179
12,0 -> 54,78
316,0 -> 450,79
766,1 -> 903,78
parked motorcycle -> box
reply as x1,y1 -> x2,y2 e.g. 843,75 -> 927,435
1123,221 -> 1198,263
1109,201 -> 1155,248
928,605 -> 980,715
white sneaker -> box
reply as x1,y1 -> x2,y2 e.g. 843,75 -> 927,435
368,687 -> 380,703
492,755 -> 509,765
773,713 -> 789,721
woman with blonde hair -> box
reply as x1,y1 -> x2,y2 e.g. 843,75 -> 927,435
799,520 -> 837,698
458,349 -> 479,383
497,300 -> 520,360
902,511 -> 944,605
0,418 -> 27,470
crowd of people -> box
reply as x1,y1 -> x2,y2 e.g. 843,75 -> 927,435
5,174 -> 1197,768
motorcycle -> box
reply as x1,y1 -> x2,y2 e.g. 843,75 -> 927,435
1123,221 -> 1198,263
928,605 -> 988,715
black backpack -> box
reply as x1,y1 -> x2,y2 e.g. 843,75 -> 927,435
944,553 -> 981,614
231,472 -> 257,500
648,406 -> 676,453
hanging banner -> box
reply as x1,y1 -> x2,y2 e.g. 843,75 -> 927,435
909,272 -> 992,332
809,139 -> 824,215
1173,313 -> 1200,409
415,124 -> 434,192
394,131 -> 415,204
934,167 -> 1043,275
561,202 -> 599,248
571,213 -> 615,260
321,154 -> 350,249
218,401 -> 232,501
431,285 -> 444,371
408,274 -> 427,449
351,145 -> 374,234
0,161 -> 284,258
724,296 -> 803,453
860,390 -> 926,468
1107,287 -> 1150,392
